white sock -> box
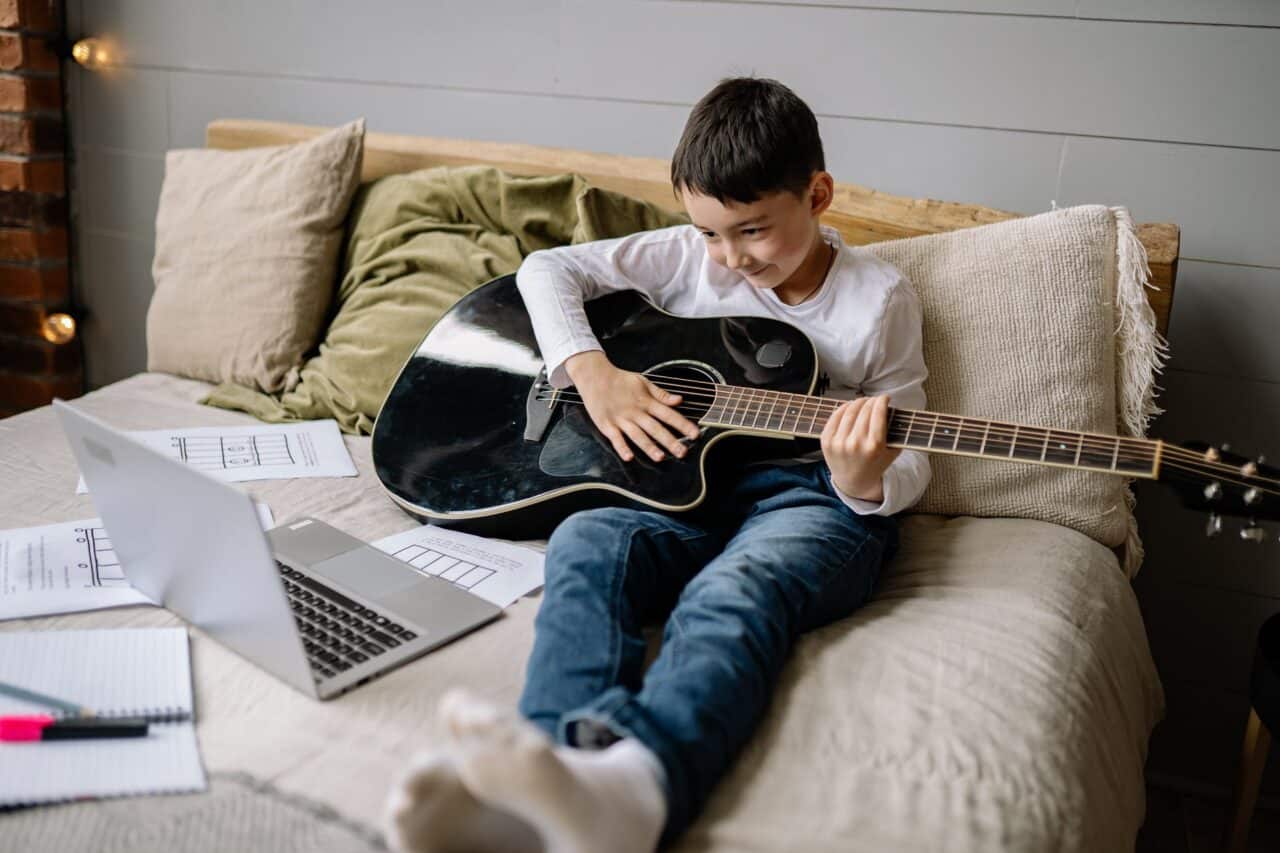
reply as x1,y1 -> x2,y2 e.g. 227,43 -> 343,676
383,747 -> 544,853
441,688 -> 668,853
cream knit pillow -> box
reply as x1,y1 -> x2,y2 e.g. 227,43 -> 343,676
867,205 -> 1165,576
147,119 -> 365,393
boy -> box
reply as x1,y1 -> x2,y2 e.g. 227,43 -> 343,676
385,77 -> 930,853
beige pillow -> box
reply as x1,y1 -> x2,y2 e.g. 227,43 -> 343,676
147,119 -> 365,392
867,205 -> 1164,576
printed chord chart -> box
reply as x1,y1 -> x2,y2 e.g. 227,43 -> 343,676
170,434 -> 295,470
389,544 -> 496,591
373,524 -> 545,608
75,422 -> 356,495
75,525 -> 125,587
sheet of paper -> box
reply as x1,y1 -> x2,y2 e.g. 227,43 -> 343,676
373,525 -> 545,609
0,505 -> 274,621
77,420 -> 356,493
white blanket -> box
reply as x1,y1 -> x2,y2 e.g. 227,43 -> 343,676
0,373 -> 1163,851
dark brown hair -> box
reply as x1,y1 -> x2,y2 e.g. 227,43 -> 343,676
671,77 -> 825,204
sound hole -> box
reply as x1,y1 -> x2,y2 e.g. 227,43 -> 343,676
644,362 -> 719,421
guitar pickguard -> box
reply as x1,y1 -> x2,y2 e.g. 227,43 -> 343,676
538,404 -> 621,479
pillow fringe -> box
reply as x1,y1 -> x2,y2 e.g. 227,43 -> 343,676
1110,206 -> 1170,578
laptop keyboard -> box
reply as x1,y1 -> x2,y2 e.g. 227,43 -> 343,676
275,562 -> 418,682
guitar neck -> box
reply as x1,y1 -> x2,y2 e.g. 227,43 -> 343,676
699,385 -> 1162,479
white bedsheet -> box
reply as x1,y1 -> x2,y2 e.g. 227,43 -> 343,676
0,373 -> 1163,851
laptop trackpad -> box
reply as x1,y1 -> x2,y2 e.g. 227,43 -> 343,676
311,550 -> 420,598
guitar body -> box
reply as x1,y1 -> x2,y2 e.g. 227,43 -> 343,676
372,274 -> 819,538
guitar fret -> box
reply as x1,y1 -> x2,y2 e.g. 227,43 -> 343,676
978,421 -> 991,454
1013,426 -> 1049,462
1040,430 -> 1050,462
927,415 -> 939,448
745,388 -> 760,428
746,387 -> 762,429
1008,425 -> 1018,458
764,391 -> 780,431
782,392 -> 799,433
1074,433 -> 1083,467
781,393 -> 795,433
806,398 -> 819,435
902,411 -> 915,447
954,417 -> 984,454
1110,439 -> 1120,471
733,387 -> 749,427
806,397 -> 821,437
703,387 -> 720,423
773,391 -> 793,432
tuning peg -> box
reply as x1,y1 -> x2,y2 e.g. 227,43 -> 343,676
1241,524 -> 1268,543
1222,443 -> 1232,452
1244,487 -> 1261,506
1206,513 -> 1222,537
1203,482 -> 1223,501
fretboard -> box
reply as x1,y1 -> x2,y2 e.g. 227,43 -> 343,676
700,385 -> 1160,478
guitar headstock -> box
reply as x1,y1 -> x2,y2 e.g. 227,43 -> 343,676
1159,441 -> 1280,541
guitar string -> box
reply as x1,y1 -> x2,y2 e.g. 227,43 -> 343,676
536,386 -> 1278,489
542,371 -> 1274,480
547,372 -> 1156,452
535,391 -> 1280,502
537,386 -> 1161,464
539,385 -> 1166,462
539,381 -> 1157,459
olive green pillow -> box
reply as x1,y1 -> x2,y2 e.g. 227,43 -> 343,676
203,167 -> 687,433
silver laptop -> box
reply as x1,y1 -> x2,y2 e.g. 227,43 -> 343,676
54,400 -> 502,700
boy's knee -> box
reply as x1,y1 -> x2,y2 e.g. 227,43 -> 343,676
683,565 -> 771,611
549,507 -> 642,551
545,508 -> 648,584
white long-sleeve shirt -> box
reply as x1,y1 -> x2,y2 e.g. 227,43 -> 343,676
514,224 -> 931,517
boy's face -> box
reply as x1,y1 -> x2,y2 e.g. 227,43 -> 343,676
680,173 -> 833,297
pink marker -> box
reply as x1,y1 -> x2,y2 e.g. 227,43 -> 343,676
0,714 -> 148,741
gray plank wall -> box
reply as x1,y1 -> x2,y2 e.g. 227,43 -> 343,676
68,1 -> 1280,797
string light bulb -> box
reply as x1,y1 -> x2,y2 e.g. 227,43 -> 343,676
42,312 -> 76,344
70,38 -> 109,68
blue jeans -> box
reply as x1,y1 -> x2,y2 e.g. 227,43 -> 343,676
518,461 -> 898,844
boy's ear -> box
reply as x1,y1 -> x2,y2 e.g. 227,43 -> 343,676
809,171 -> 835,217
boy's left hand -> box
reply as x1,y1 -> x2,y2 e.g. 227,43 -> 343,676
820,395 -> 900,504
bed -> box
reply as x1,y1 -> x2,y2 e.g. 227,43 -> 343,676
0,121 -> 1178,852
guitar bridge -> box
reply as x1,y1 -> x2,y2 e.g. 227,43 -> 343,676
524,370 -> 559,442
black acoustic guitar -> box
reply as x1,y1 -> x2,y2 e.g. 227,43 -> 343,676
372,274 -> 1278,541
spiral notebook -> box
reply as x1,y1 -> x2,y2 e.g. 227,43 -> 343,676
0,628 -> 206,806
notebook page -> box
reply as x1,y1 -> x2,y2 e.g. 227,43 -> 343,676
0,722 -> 205,806
0,628 -> 193,720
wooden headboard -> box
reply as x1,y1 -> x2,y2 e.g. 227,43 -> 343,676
207,119 -> 1179,336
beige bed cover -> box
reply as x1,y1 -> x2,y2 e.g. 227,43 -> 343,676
0,372 -> 1163,851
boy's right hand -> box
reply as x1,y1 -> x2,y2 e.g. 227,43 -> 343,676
565,351 -> 701,463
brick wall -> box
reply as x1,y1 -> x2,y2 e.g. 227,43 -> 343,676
0,0 -> 77,418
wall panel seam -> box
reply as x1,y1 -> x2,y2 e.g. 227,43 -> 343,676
82,67 -> 1280,156
699,0 -> 1280,29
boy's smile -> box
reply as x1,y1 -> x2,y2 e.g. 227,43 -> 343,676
680,172 -> 835,306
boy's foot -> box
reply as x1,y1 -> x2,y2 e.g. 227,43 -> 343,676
383,749 -> 543,853
441,688 -> 667,853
